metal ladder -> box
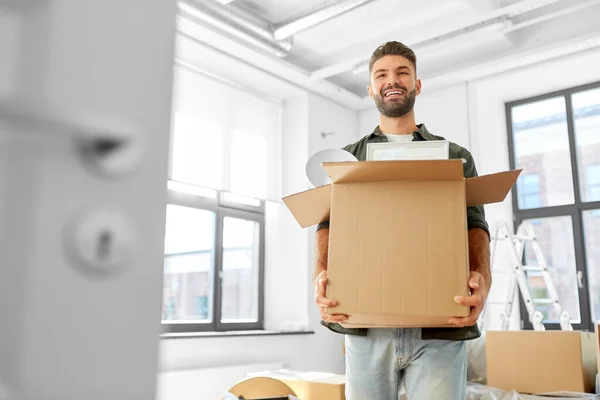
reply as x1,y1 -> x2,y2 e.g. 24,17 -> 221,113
479,220 -> 573,331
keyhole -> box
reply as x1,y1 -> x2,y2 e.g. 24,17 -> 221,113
97,230 -> 112,261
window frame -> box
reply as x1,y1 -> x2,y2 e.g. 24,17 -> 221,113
162,61 -> 282,334
162,181 -> 265,333
506,80 -> 600,332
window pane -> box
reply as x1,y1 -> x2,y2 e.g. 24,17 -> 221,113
583,209 -> 600,322
517,173 -> 541,209
522,217 -> 581,324
171,111 -> 224,190
573,87 -> 600,202
162,205 -> 215,322
511,97 -> 575,208
221,217 -> 260,323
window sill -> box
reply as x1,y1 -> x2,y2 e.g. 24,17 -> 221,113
159,329 -> 315,340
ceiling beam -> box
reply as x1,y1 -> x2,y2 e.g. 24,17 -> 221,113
310,0 -> 566,80
273,0 -> 378,41
462,0 -> 498,12
502,0 -> 600,33
176,16 -> 366,109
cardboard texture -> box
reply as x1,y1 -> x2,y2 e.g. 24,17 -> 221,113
245,371 -> 345,400
486,331 -> 599,394
283,159 -> 520,328
465,170 -> 523,206
228,377 -> 297,399
597,323 -> 600,390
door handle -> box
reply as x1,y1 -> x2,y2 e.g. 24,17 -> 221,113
0,99 -> 142,178
577,270 -> 584,289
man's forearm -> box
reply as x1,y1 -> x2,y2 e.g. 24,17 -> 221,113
468,227 -> 491,290
314,228 -> 329,285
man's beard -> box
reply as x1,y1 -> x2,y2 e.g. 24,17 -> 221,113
373,87 -> 417,118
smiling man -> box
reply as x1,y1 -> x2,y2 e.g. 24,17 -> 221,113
313,41 -> 491,399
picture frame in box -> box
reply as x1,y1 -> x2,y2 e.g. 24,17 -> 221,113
366,140 -> 449,161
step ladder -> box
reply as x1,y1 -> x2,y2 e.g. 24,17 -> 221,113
479,220 -> 573,331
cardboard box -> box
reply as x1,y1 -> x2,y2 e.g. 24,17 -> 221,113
597,323 -> 600,393
283,159 -> 520,328
486,331 -> 598,394
227,376 -> 298,399
243,370 -> 345,400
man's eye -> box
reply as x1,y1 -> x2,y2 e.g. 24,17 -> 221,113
377,74 -> 385,79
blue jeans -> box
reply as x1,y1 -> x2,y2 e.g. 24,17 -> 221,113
345,328 -> 467,400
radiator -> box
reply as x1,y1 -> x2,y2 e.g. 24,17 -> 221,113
156,362 -> 285,400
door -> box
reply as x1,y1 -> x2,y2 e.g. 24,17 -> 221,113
0,1 -> 176,398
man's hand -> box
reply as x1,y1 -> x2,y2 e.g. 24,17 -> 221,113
449,271 -> 489,327
315,270 -> 348,323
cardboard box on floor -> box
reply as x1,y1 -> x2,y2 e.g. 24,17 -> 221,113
229,370 -> 345,400
486,330 -> 598,394
227,376 -> 298,399
283,159 -> 520,328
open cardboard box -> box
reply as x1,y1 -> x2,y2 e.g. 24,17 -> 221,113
248,370 -> 345,400
486,330 -> 598,395
227,377 -> 298,400
283,159 -> 520,328
227,371 -> 345,400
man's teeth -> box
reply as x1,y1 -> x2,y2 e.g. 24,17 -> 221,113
385,91 -> 404,97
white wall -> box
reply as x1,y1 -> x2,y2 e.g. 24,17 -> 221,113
158,92 -> 360,393
265,95 -> 310,332
359,47 -> 600,330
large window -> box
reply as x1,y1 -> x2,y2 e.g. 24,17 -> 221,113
161,63 -> 280,333
507,82 -> 600,331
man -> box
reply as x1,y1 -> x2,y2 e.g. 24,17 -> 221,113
313,41 -> 491,399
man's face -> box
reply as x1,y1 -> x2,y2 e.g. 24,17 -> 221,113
368,55 -> 421,118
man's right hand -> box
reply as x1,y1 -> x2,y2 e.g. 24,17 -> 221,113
315,270 -> 348,323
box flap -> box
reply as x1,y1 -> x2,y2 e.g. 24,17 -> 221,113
282,185 -> 331,228
466,170 -> 522,206
322,159 -> 464,184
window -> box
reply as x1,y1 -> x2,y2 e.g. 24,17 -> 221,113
507,82 -> 600,331
161,63 -> 279,333
517,174 -> 541,209
585,164 -> 600,202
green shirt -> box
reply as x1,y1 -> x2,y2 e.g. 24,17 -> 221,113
317,123 -> 489,341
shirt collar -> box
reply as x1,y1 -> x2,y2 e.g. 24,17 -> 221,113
370,123 -> 434,141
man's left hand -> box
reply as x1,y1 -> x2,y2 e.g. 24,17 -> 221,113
449,271 -> 488,327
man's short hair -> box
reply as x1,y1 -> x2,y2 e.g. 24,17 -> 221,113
369,41 -> 417,74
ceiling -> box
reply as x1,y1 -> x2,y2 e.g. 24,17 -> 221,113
175,0 -> 600,109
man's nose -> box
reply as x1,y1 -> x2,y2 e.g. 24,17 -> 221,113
385,75 -> 401,87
